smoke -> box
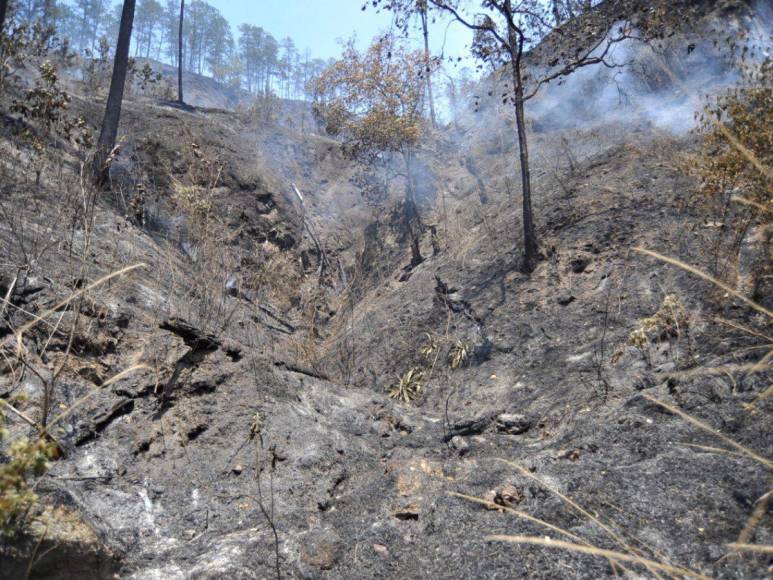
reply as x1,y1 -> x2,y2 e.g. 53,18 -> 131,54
529,39 -> 731,135
449,0 -> 772,139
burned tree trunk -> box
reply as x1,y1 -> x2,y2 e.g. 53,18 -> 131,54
403,150 -> 424,267
465,155 -> 488,205
93,0 -> 136,185
178,0 -> 184,103
419,5 -> 437,128
505,0 -> 539,273
160,317 -> 220,399
0,0 -> 8,36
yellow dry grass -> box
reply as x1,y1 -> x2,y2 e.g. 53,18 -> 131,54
486,535 -> 710,579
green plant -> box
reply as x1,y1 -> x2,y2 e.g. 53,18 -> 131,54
690,40 -> 772,293
134,62 -> 162,93
171,141 -> 224,219
694,54 -> 772,210
12,61 -> 86,141
10,60 -> 92,185
0,20 -> 58,90
628,294 -> 688,347
0,404 -> 57,537
247,92 -> 280,124
83,36 -> 112,93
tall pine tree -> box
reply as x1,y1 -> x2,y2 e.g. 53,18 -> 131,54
93,0 -> 136,185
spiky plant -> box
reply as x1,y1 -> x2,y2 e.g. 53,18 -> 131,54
389,368 -> 425,403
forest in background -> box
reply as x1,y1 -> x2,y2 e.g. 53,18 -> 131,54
10,0 -> 335,99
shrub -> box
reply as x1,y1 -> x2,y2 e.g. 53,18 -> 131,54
0,406 -> 57,537
694,57 -> 772,210
692,50 -> 772,295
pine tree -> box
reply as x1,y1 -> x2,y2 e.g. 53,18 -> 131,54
134,0 -> 163,58
93,0 -> 136,185
418,1 -> 437,127
177,0 -> 183,102
0,0 -> 8,35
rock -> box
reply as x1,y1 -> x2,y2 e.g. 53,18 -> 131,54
491,484 -> 525,509
231,464 -> 243,475
449,436 -> 470,455
495,413 -> 532,435
557,293 -> 576,306
373,544 -> 389,558
570,255 -> 592,273
371,420 -> 392,437
483,490 -> 500,510
300,530 -> 342,571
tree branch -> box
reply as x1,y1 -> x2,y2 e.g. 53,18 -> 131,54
428,0 -> 511,49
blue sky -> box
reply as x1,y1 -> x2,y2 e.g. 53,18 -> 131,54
207,0 -> 474,63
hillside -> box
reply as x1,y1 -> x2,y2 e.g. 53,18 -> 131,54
0,1 -> 770,578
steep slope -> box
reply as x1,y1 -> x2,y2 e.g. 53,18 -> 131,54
0,1 -> 770,578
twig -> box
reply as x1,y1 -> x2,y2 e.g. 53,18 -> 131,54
0,399 -> 66,457
736,490 -> 772,545
633,247 -> 772,318
24,520 -> 49,580
643,394 -> 773,470
13,263 -> 147,352
0,273 -> 18,319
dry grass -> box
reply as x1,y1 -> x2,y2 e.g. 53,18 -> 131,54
46,363 -> 148,428
642,394 -> 773,470
496,458 -> 669,574
633,247 -> 772,319
448,491 -> 585,544
0,257 -> 150,535
13,262 -> 146,352
736,490 -> 772,545
486,535 -> 710,579
648,46 -> 772,182
726,543 -> 773,554
454,404 -> 770,577
731,196 -> 772,214
388,367 -> 425,402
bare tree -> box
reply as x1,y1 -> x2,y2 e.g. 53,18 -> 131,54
177,0 -> 184,103
93,0 -> 136,185
418,1 -> 437,127
374,0 -> 649,272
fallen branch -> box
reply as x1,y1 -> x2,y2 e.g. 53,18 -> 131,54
292,183 -> 331,281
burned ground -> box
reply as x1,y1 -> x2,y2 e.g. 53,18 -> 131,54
0,1 -> 771,578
